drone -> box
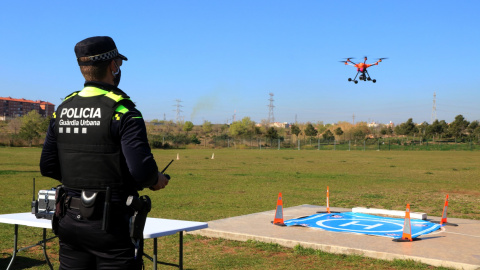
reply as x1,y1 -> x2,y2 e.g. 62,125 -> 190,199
340,56 -> 387,84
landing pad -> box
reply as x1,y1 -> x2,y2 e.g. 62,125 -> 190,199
189,205 -> 480,270
284,212 -> 440,239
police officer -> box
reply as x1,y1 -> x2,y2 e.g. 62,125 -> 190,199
40,36 -> 169,269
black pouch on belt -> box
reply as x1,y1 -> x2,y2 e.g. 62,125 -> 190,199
80,190 -> 98,219
52,185 -> 66,235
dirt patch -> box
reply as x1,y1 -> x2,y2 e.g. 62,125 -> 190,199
440,189 -> 480,196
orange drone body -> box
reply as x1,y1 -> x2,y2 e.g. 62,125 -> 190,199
341,56 -> 387,84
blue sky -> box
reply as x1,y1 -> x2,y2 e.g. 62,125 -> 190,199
1,1 -> 479,125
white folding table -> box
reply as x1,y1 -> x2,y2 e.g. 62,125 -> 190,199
0,212 -> 208,270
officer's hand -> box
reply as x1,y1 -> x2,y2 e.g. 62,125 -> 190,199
149,172 -> 169,191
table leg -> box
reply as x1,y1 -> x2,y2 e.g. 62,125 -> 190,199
146,233 -> 185,270
42,228 -> 54,270
5,224 -> 56,270
153,238 -> 157,270
6,224 -> 18,270
179,232 -> 183,270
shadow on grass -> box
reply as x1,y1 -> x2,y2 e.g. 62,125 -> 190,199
0,253 -> 51,269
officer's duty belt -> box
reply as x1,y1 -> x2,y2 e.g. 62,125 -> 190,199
67,197 -> 82,210
66,196 -> 121,210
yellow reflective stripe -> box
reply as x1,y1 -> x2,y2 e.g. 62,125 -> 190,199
72,87 -> 135,120
78,87 -> 131,103
64,92 -> 78,101
53,112 -> 56,119
115,105 -> 129,114
105,91 -> 124,102
78,86 -> 109,97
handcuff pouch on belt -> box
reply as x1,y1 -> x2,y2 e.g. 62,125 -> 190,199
80,190 -> 98,219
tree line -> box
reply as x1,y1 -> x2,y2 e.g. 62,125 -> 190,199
0,111 -> 479,148
147,114 -> 480,148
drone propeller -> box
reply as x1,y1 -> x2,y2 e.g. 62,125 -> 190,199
341,58 -> 356,64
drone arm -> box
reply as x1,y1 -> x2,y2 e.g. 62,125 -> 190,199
347,59 -> 358,65
372,58 -> 387,66
365,61 -> 380,68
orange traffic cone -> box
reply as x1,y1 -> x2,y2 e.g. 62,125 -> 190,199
440,194 -> 449,225
272,192 -> 286,226
393,204 -> 415,242
434,194 -> 458,226
326,186 -> 331,214
317,186 -> 338,214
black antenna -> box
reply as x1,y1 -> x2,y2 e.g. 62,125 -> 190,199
31,178 -> 38,214
161,160 -> 174,174
32,178 -> 35,201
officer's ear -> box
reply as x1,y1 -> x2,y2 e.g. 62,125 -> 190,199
109,60 -> 118,74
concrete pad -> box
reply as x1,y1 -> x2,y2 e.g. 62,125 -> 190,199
189,205 -> 480,270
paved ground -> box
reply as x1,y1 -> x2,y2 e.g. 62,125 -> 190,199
189,205 -> 480,270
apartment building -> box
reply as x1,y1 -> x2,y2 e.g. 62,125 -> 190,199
0,97 -> 55,120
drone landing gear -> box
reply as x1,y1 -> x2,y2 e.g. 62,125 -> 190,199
348,78 -> 359,84
364,70 -> 376,83
366,77 -> 377,83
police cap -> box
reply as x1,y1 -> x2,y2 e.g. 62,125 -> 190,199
75,36 -> 128,66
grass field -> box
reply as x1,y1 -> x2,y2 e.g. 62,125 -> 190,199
1,147 -> 479,269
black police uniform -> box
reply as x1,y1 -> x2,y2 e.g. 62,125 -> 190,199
40,37 -> 159,270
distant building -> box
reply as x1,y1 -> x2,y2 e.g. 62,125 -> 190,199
0,97 -> 55,120
271,122 -> 290,128
367,121 -> 379,128
256,122 -> 290,128
368,121 -> 395,128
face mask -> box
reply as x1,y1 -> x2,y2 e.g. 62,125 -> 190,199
112,61 -> 121,87
113,69 -> 121,87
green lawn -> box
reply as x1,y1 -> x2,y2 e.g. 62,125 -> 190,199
2,147 -> 477,269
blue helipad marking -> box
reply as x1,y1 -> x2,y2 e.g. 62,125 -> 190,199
284,212 -> 441,239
